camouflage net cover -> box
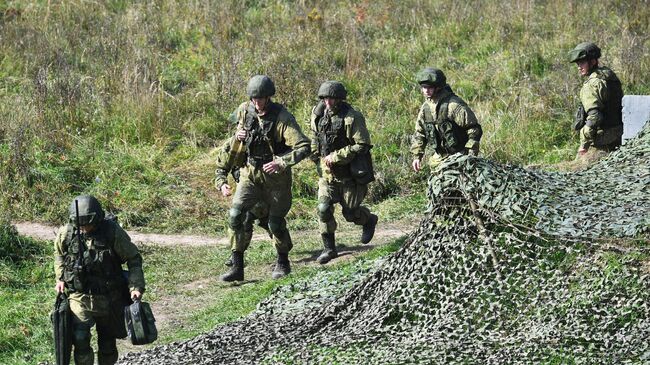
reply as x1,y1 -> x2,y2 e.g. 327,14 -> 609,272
121,125 -> 650,365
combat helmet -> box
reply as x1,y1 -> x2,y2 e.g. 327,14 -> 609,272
68,195 -> 105,227
318,81 -> 347,99
416,67 -> 446,87
568,42 -> 601,63
246,75 -> 276,98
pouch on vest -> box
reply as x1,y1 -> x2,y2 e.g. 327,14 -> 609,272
349,148 -> 375,185
124,299 -> 158,345
51,293 -> 72,365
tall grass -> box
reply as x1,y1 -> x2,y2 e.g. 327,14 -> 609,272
0,0 -> 648,231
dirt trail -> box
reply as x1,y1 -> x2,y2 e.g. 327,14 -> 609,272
14,221 -> 411,247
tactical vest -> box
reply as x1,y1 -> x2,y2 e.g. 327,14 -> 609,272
591,68 -> 623,130
62,219 -> 124,295
422,93 -> 469,155
243,102 -> 291,168
314,102 -> 353,178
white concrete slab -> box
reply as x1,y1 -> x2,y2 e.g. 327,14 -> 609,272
622,95 -> 650,143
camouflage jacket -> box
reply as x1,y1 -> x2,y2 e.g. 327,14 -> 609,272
54,219 -> 145,295
410,88 -> 482,159
580,66 -> 623,131
309,101 -> 372,181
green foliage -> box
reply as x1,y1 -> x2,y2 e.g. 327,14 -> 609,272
1,0 -> 649,232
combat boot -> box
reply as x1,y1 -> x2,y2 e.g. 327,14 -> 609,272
361,214 -> 378,244
317,233 -> 338,264
271,253 -> 291,279
220,251 -> 244,282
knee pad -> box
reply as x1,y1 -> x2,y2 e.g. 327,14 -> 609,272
242,211 -> 256,232
268,216 -> 286,235
229,207 -> 244,229
72,327 -> 92,349
318,202 -> 334,222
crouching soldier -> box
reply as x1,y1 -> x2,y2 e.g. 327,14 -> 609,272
54,195 -> 145,365
310,81 -> 378,264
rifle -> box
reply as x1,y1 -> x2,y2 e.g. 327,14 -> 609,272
73,200 -> 85,292
228,107 -> 248,168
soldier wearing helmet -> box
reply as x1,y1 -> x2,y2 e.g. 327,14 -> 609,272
410,68 -> 483,172
53,195 -> 146,365
309,80 -> 378,264
568,42 -> 623,157
219,75 -> 310,282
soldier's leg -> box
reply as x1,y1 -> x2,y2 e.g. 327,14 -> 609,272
265,173 -> 293,278
340,182 -> 377,244
222,169 -> 261,281
70,305 -> 95,365
96,318 -> 118,365
317,178 -> 338,264
228,170 -> 261,253
340,182 -> 371,226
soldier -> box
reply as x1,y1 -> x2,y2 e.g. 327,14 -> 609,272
410,68 -> 482,172
568,42 -> 623,157
309,81 -> 378,264
219,75 -> 310,282
54,195 -> 145,365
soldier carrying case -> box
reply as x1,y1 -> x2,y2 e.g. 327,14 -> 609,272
124,299 -> 158,345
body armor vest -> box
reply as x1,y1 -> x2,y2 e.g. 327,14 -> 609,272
62,219 -> 123,295
315,102 -> 353,178
422,93 -> 469,155
591,68 -> 623,130
243,102 -> 290,168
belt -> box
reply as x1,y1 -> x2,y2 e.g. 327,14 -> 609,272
248,156 -> 273,169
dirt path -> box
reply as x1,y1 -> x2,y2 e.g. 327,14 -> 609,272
14,221 -> 412,247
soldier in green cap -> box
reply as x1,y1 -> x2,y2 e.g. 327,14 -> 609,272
219,75 -> 310,282
309,80 -> 378,264
410,67 -> 483,172
54,195 -> 146,365
568,42 -> 623,157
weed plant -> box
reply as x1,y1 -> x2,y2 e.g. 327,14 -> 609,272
0,0 -> 648,231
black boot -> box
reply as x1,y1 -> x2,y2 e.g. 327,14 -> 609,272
317,233 -> 338,264
271,253 -> 291,279
361,214 -> 378,244
220,251 -> 244,282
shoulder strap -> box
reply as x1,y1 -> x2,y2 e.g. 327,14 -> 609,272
435,93 -> 455,123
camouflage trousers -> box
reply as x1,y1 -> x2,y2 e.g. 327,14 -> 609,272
580,125 -> 623,151
69,293 -> 123,365
228,165 -> 293,254
317,178 -> 372,234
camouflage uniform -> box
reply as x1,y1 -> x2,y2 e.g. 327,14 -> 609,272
410,68 -> 482,166
569,42 -> 623,153
310,81 -> 377,264
220,75 -> 310,281
54,197 -> 145,365
214,135 -> 271,263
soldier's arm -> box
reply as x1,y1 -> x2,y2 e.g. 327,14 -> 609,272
410,106 -> 428,159
309,110 -> 321,161
580,79 -> 607,128
113,226 -> 145,294
330,111 -> 371,165
451,103 -> 482,154
275,114 -> 311,168
214,137 -> 236,190
53,226 -> 68,282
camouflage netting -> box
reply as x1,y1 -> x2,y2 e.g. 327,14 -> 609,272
120,125 -> 650,365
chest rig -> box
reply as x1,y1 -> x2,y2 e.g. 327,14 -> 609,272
314,102 -> 353,177
422,92 -> 469,155
62,219 -> 123,295
243,102 -> 290,169
591,68 -> 623,130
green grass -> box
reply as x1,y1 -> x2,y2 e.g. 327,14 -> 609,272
1,0 -> 649,232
